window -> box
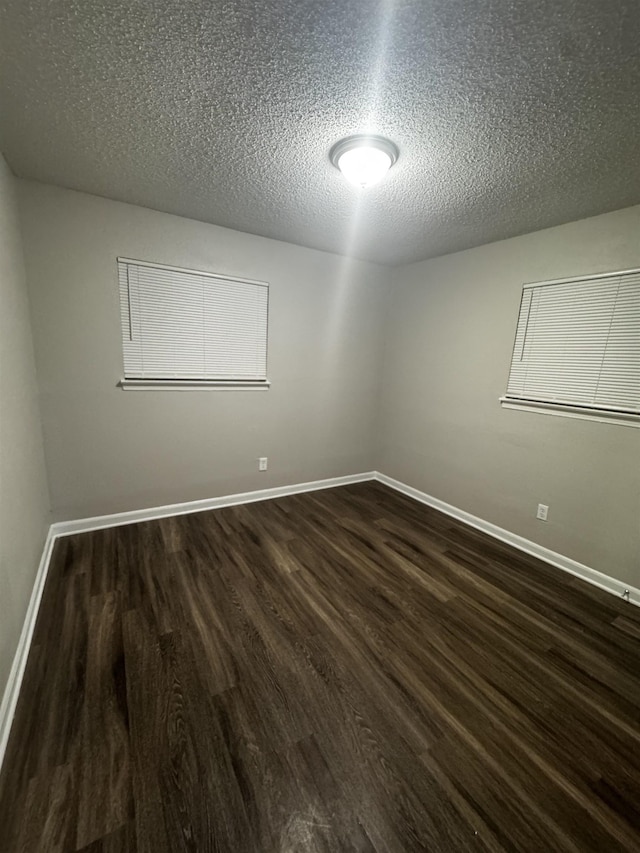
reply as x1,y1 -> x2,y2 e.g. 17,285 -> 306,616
117,258 -> 269,389
501,268 -> 640,425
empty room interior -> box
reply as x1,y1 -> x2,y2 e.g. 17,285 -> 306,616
1,1 -> 640,850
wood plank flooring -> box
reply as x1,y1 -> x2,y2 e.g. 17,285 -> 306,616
1,481 -> 640,851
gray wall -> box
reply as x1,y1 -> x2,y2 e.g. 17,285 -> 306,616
18,181 -> 387,521
0,158 -> 50,700
379,204 -> 640,588
11,177 -> 640,592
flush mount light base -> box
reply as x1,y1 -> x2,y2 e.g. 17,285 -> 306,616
330,134 -> 399,188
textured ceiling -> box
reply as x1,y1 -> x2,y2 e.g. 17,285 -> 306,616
1,1 -> 640,265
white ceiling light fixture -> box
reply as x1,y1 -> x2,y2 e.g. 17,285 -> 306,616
330,134 -> 399,188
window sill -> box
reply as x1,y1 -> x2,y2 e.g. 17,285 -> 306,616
499,397 -> 640,428
119,379 -> 270,391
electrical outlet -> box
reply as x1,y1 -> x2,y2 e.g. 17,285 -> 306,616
258,457 -> 268,471
536,503 -> 549,521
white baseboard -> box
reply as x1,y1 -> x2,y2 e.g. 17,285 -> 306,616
2,467 -> 637,773
0,527 -> 57,769
374,472 -> 640,607
51,471 -> 377,537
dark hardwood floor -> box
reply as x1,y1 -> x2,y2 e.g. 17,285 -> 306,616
1,482 -> 640,852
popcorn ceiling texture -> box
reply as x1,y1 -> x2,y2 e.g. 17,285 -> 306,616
1,0 -> 639,265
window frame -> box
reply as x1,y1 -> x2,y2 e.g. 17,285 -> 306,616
116,257 -> 270,391
500,266 -> 640,428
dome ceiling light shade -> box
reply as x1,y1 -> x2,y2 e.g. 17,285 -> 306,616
330,135 -> 399,188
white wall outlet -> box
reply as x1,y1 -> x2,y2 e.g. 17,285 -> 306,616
536,503 -> 549,521
258,457 -> 268,471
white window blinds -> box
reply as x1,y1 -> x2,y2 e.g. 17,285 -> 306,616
118,258 -> 269,384
504,269 -> 640,416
